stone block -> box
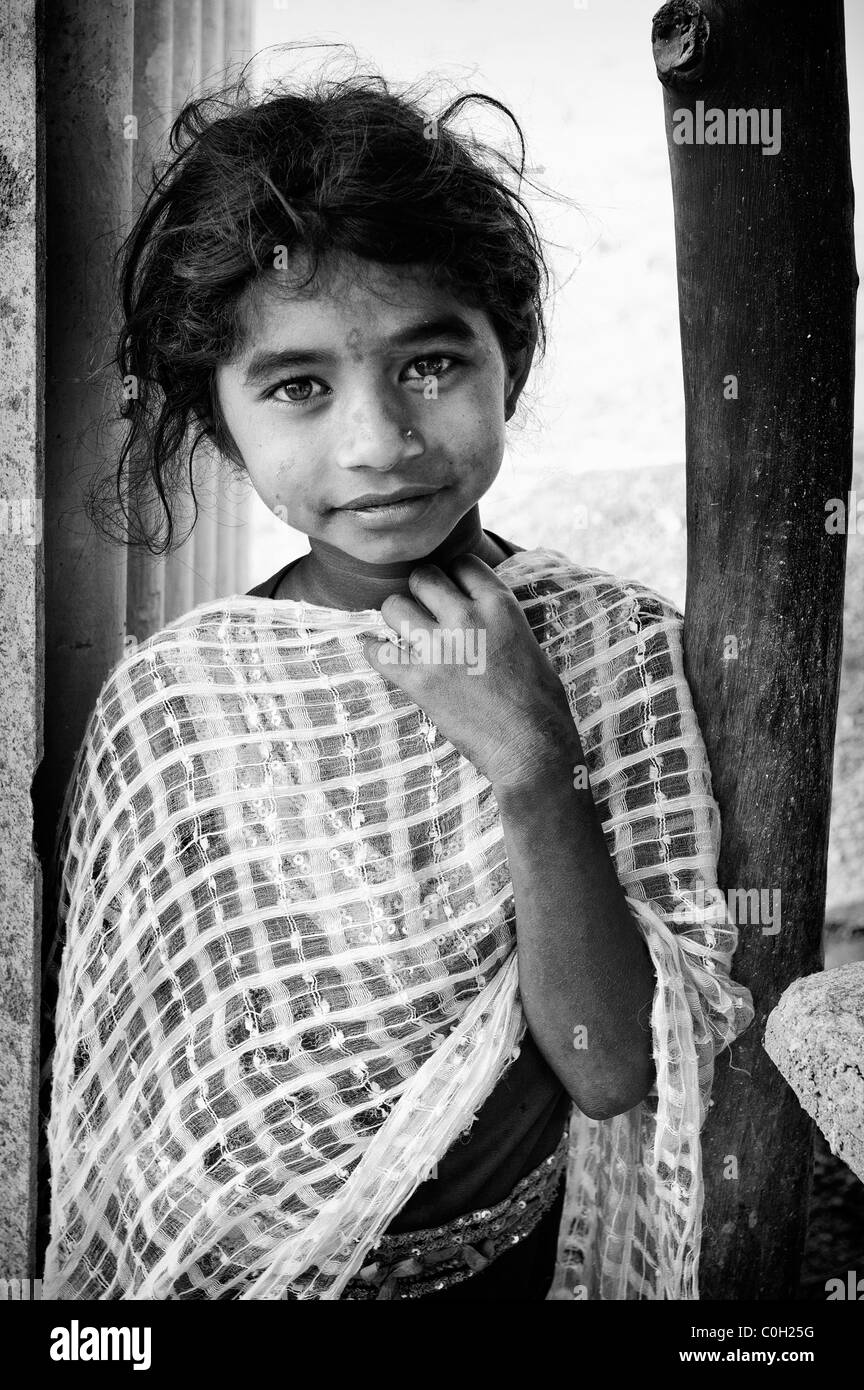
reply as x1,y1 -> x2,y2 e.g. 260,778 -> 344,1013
765,963 -> 864,1184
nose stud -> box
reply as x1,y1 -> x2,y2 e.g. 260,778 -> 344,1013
404,428 -> 414,440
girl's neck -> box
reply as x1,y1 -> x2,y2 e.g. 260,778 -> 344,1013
279,506 -> 508,611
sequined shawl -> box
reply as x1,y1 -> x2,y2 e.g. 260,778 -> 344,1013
42,548 -> 753,1300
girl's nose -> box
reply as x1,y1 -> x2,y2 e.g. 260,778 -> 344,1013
331,395 -> 417,472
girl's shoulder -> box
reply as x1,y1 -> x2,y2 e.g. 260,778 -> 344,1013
501,545 -> 684,627
104,602 -> 224,691
57,600 -> 250,857
76,601 -> 240,765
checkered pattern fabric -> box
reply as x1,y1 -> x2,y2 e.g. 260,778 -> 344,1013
43,549 -> 753,1299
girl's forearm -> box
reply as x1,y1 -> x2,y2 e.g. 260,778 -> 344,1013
492,728 -> 656,1119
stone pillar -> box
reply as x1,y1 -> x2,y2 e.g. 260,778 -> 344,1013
0,0 -> 43,1281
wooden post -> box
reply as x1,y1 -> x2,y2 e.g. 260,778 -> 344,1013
126,0 -> 173,647
651,0 -> 857,1297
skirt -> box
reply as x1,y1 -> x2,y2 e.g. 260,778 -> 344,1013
341,1130 -> 569,1301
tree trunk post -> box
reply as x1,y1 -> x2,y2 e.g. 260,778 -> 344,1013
651,0 -> 857,1298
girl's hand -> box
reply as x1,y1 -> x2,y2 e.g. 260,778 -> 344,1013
359,555 -> 580,793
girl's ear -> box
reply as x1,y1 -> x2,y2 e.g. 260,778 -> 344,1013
504,304 -> 539,421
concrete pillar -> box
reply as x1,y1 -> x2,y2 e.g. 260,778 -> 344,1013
126,0 -> 173,646
0,0 -> 43,1281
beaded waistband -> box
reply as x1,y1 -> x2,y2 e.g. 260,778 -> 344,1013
342,1130 -> 569,1301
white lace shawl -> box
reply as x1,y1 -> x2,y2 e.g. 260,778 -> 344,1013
42,549 -> 753,1300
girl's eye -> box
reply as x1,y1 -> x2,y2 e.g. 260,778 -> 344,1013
265,377 -> 327,407
405,354 -> 458,381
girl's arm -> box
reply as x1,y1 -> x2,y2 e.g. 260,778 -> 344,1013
492,729 -> 656,1117
362,554 -> 658,1118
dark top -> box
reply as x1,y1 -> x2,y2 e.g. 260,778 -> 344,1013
247,530 -> 571,1230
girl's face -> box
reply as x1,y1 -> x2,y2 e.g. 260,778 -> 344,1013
215,251 -> 525,564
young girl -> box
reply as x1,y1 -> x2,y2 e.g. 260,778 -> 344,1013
42,67 -> 753,1301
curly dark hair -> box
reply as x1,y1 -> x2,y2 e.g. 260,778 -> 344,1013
95,47 -> 556,554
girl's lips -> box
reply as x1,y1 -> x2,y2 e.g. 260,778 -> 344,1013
339,490 -> 443,526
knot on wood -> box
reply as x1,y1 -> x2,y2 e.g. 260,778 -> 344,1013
652,0 -> 712,87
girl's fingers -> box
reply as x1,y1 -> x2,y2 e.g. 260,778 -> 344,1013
406,563 -> 461,617
379,556 -> 512,640
379,591 -> 435,634
360,633 -> 426,687
407,562 -> 484,626
443,553 -> 506,601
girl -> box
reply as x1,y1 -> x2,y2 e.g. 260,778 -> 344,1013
43,65 -> 753,1301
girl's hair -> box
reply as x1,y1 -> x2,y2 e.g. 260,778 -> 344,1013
96,47 -> 554,553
